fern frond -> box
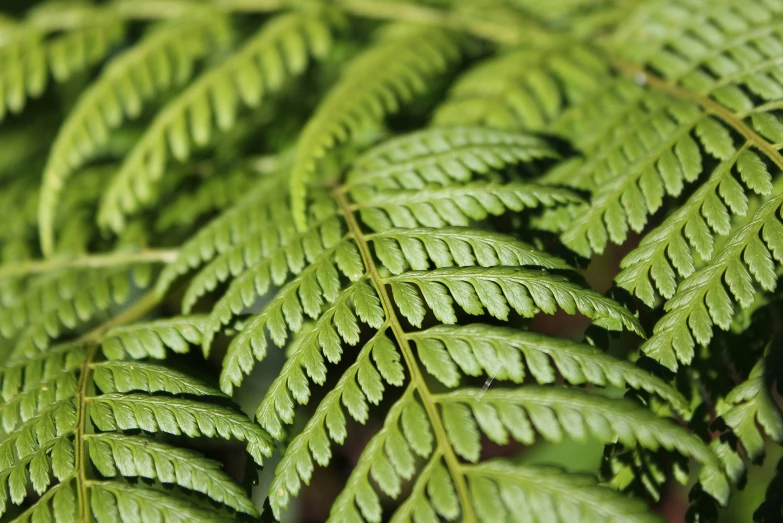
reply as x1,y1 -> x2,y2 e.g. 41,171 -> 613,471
38,8 -> 232,255
716,358 -> 783,462
0,328 -> 271,521
90,393 -> 272,462
98,11 -> 336,233
355,182 -> 581,231
371,227 -> 573,274
408,324 -> 686,409
1,263 -> 156,358
641,192 -> 783,370
155,177 -> 287,295
92,361 -> 223,396
181,196 -> 341,314
387,266 -> 643,334
0,3 -> 124,122
436,387 -> 729,503
87,433 -> 258,516
616,145 -> 774,306
345,126 -> 557,190
88,481 -> 236,522
461,461 -> 662,523
433,46 -> 606,131
215,243 -> 365,393
101,315 -> 207,360
290,24 -> 465,228
324,386 -> 428,522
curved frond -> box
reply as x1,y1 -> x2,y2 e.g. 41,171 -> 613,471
101,315 -> 207,361
356,182 -> 581,232
39,8 -> 232,255
88,481 -> 235,523
433,45 -> 607,131
461,461 -> 662,523
641,192 -> 783,370
716,358 -> 783,462
386,266 -> 643,334
408,324 -> 686,409
616,145 -> 774,306
155,177 -> 287,295
290,24 -> 465,228
87,433 -> 257,516
435,387 -> 729,503
346,126 -> 557,190
0,3 -> 124,122
99,11 -> 336,232
1,263 -> 157,358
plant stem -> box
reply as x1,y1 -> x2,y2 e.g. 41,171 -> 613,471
0,249 -> 179,279
612,59 -> 783,172
334,189 -> 476,523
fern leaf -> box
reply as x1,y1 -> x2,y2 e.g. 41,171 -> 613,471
38,9 -> 232,255
461,461 -> 662,523
87,433 -> 258,516
92,361 -> 224,397
90,393 -> 273,464
616,145 -> 773,306
254,283 -> 386,436
554,83 -> 725,256
371,227 -> 573,274
356,182 -> 581,232
641,192 -> 783,370
88,481 -> 236,523
433,46 -> 607,131
2,264 -> 156,358
345,126 -> 557,190
0,369 -> 78,434
98,11 -> 335,233
0,4 -> 124,122
388,453 -> 459,523
101,315 -> 208,360
290,24 -> 465,228
325,387 -> 430,522
436,387 -> 729,503
716,359 -> 783,462
408,324 -> 686,409
216,250 -> 366,393
155,177 -> 288,295
387,266 -> 644,334
267,326 -> 401,513
181,199 -> 341,313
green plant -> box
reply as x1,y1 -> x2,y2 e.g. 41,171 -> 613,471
1,0 -> 782,521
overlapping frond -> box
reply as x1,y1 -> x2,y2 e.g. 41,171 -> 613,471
433,45 -> 606,131
155,176 -> 288,295
408,324 -> 686,408
0,3 -> 124,122
99,11 -> 336,233
460,461 -> 662,523
0,263 -> 155,359
0,334 -> 271,521
435,388 -> 729,502
714,356 -> 783,465
387,267 -> 643,333
289,24 -> 466,228
38,8 -> 232,255
3,0 -> 778,520
345,126 -> 558,190
641,191 -> 783,369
